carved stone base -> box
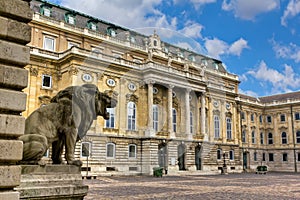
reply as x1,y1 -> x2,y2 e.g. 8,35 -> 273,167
14,165 -> 88,200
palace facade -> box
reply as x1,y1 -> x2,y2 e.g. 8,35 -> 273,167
24,0 -> 300,175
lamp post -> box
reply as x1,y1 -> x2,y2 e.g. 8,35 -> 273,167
221,151 -> 228,175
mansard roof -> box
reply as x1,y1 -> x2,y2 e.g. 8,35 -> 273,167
31,0 -> 227,73
258,91 -> 300,103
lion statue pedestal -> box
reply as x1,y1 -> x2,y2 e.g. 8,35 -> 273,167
16,84 -> 117,199
14,165 -> 88,199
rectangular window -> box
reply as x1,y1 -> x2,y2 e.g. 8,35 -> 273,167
260,133 -> 264,145
153,105 -> 159,132
269,153 -> 274,162
280,114 -> 286,122
251,131 -> 256,144
242,130 -> 246,143
251,114 -> 254,122
68,15 -> 75,24
254,152 -> 257,161
106,143 -> 115,158
105,108 -> 115,128
68,41 -> 80,49
241,112 -> 245,120
295,112 -> 300,120
226,117 -> 232,139
81,142 -> 91,157
190,112 -> 194,134
43,36 -> 55,51
267,115 -> 272,123
43,8 -> 51,17
128,144 -> 136,158
42,75 -> 52,89
214,115 -> 220,138
262,153 -> 266,161
172,108 -> 177,133
229,150 -> 234,160
298,152 -> 300,162
259,115 -> 263,123
282,153 -> 288,162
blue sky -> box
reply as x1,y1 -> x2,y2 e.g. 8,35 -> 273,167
46,0 -> 300,97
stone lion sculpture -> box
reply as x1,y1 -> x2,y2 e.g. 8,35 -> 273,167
19,84 -> 117,166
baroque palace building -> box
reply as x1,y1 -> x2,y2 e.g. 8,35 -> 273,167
24,0 -> 300,175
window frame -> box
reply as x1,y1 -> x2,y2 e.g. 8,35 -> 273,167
43,35 -> 55,51
296,131 -> 300,144
81,142 -> 91,158
127,102 -> 136,131
260,132 -> 264,145
172,108 -> 177,133
295,112 -> 300,121
282,153 -> 288,162
106,143 -> 115,158
128,144 -> 137,159
268,133 -> 273,145
281,132 -> 287,144
280,114 -> 286,122
229,150 -> 234,160
217,149 -> 222,160
41,74 -> 52,89
153,105 -> 159,132
105,107 -> 115,129
226,117 -> 232,140
242,130 -> 246,143
269,153 -> 274,162
214,115 -> 220,139
266,115 -> 272,123
251,131 -> 256,144
190,111 -> 194,134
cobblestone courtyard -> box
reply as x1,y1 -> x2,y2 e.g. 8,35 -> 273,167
83,172 -> 300,200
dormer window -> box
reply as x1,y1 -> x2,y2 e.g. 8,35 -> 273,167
65,13 -> 76,25
201,59 -> 208,66
107,27 -> 116,37
130,36 -> 136,43
153,40 -> 157,47
178,51 -> 184,58
40,5 -> 52,17
87,20 -> 97,31
213,62 -> 219,70
164,47 -> 169,53
189,55 -> 195,62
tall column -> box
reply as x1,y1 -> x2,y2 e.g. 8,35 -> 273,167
146,80 -> 155,137
201,92 -> 207,141
168,85 -> 175,138
185,89 -> 192,140
196,95 -> 201,135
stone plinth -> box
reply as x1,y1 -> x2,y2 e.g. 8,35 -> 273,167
14,165 -> 88,200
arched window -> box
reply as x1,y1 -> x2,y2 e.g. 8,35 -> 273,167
106,143 -> 115,158
153,105 -> 159,132
226,117 -> 232,139
251,131 -> 256,144
296,131 -> 300,143
242,130 -> 246,143
128,144 -> 136,158
105,108 -> 115,128
172,108 -> 177,132
281,132 -> 287,144
190,112 -> 194,134
127,102 -> 136,130
260,132 -> 264,144
217,149 -> 222,160
268,133 -> 273,145
81,142 -> 91,158
214,115 -> 220,138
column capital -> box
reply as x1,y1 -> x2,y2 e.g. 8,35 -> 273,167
145,79 -> 155,85
168,84 -> 174,89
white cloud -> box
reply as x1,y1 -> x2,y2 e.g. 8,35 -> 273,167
60,0 -> 176,30
204,37 -> 249,59
179,21 -> 204,39
247,61 -> 300,94
271,39 -> 300,63
281,0 -> 300,26
222,0 -> 280,20
228,38 -> 249,56
190,0 -> 216,9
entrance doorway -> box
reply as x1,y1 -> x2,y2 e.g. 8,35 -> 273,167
243,151 -> 250,170
158,143 -> 167,172
195,145 -> 202,170
177,143 -> 186,170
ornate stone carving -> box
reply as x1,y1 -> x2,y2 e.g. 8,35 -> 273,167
29,66 -> 38,76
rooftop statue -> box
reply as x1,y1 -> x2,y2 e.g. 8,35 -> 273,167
19,84 -> 117,166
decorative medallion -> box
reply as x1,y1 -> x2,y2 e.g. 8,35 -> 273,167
172,91 -> 176,98
128,82 -> 137,91
226,103 -> 231,110
82,73 -> 93,82
213,100 -> 219,108
153,87 -> 158,94
106,78 -> 116,87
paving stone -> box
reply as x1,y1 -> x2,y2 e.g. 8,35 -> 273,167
0,191 -> 19,200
